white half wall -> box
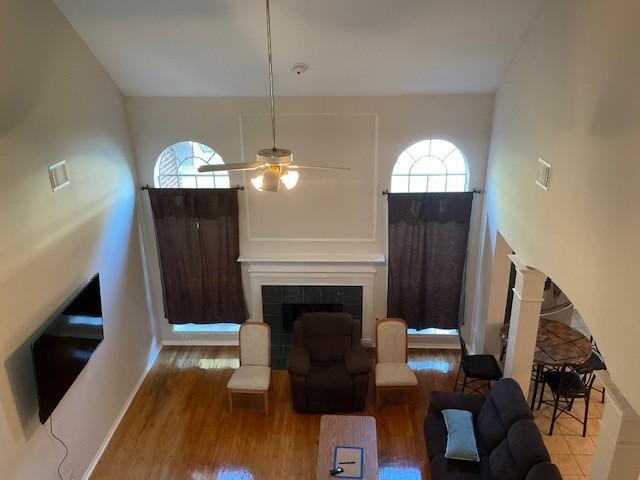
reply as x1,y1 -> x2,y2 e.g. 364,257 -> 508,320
0,0 -> 156,478
125,95 -> 494,342
478,0 -> 640,412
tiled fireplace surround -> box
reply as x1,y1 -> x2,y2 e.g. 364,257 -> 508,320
262,285 -> 363,369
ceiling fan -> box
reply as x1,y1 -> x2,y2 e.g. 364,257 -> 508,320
197,0 -> 349,192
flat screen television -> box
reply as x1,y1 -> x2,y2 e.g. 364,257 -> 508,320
31,274 -> 104,424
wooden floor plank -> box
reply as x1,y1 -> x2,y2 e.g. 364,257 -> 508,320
91,346 -> 459,480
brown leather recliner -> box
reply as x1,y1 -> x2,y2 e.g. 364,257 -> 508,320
287,312 -> 371,413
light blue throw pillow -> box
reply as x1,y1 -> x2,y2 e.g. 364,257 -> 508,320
442,409 -> 480,462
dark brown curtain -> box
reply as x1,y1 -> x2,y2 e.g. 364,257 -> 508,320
148,188 -> 247,324
387,192 -> 473,330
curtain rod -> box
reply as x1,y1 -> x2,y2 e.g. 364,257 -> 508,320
140,184 -> 245,191
382,188 -> 482,195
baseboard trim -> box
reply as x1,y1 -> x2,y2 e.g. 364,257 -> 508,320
81,343 -> 161,480
408,334 -> 460,350
162,338 -> 239,346
163,336 -> 458,349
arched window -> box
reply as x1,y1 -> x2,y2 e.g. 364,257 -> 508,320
391,139 -> 468,193
153,141 -> 230,189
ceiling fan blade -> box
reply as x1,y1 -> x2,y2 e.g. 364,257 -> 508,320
198,162 -> 263,173
288,165 -> 351,171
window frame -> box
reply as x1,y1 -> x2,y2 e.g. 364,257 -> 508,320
153,141 -> 230,189
390,139 -> 469,193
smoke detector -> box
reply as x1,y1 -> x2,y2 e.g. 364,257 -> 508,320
291,63 -> 308,76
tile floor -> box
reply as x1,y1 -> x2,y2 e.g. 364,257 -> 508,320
531,383 -> 604,480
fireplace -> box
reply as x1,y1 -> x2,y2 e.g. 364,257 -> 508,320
262,285 -> 363,370
243,257 -> 380,362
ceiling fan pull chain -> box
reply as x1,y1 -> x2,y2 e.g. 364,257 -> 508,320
265,0 -> 277,151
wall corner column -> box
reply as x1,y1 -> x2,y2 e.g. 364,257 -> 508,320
591,372 -> 640,480
503,255 -> 546,394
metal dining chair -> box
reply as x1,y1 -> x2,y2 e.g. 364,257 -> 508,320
454,332 -> 503,394
537,363 -> 596,437
574,337 -> 606,403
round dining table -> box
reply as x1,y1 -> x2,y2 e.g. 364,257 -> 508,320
501,318 -> 592,409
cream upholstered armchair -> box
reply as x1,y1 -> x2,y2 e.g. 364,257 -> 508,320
375,318 -> 418,409
227,322 -> 271,414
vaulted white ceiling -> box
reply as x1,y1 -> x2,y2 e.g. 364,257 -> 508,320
54,0 -> 543,97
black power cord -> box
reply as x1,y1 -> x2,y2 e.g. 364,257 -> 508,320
49,414 -> 69,480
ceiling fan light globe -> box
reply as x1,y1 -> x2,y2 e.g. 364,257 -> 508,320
250,174 -> 265,192
258,169 -> 280,192
281,170 -> 299,190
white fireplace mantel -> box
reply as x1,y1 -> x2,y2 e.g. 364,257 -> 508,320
238,253 -> 386,264
240,255 -> 384,346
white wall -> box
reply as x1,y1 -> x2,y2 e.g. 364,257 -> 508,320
478,0 -> 640,411
126,95 -> 494,342
0,0 -> 156,478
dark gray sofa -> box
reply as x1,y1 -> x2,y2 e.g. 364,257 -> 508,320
424,378 -> 563,480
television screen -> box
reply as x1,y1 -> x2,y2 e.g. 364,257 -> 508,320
32,274 -> 104,424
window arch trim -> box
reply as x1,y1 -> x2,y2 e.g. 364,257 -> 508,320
391,139 -> 469,193
153,140 -> 230,189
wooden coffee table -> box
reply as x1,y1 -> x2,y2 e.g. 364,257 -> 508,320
316,415 -> 378,480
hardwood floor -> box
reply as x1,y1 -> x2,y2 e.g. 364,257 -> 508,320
91,346 -> 459,480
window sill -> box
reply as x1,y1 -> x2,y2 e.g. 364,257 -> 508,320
172,323 -> 241,333
408,328 -> 457,336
